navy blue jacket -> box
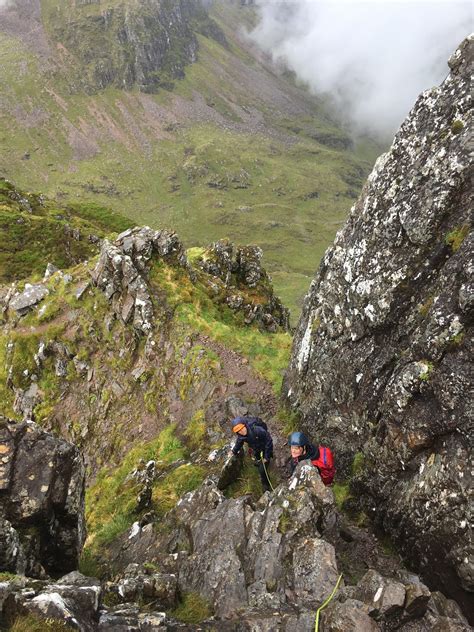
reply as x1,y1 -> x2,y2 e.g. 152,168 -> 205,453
290,442 -> 319,474
232,419 -> 273,461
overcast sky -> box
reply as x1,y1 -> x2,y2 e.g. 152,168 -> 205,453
251,1 -> 472,138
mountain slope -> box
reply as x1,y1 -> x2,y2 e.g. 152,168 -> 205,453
0,0 -> 381,317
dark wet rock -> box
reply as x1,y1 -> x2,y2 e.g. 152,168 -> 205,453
404,581 -> 432,619
284,36 -> 472,615
322,598 -> 379,631
353,569 -> 406,619
9,283 -> 49,315
0,418 -> 86,577
216,451 -> 243,491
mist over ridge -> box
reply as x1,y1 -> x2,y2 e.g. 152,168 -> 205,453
251,0 -> 472,138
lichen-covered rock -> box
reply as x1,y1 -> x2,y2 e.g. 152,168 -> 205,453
9,283 -> 49,315
0,418 -> 86,577
198,239 -> 290,331
284,36 -> 472,615
92,226 -> 187,334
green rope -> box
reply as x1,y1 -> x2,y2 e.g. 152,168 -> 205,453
314,574 -> 343,631
259,452 -> 275,491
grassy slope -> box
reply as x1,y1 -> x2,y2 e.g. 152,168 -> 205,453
0,241 -> 290,574
0,178 -> 133,283
0,0 -> 381,318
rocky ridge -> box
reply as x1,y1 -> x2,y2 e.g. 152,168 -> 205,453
284,35 -> 472,615
1,444 -> 471,631
0,223 -> 290,477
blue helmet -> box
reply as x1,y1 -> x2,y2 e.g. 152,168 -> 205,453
288,431 -> 308,447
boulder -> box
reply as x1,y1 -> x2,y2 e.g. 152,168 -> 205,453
0,418 -> 86,577
9,284 -> 49,315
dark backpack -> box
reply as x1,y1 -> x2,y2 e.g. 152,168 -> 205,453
246,417 -> 268,432
311,446 -> 335,485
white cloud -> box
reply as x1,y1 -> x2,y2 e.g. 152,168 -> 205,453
251,1 -> 472,138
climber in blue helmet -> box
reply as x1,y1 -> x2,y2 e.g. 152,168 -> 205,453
288,431 -> 319,475
288,431 -> 336,485
229,416 -> 273,492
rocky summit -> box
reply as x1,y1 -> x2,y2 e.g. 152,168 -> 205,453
284,35 -> 472,614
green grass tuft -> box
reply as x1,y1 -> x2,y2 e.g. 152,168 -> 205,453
9,615 -> 75,632
170,592 -> 212,624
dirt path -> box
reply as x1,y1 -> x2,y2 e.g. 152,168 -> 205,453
197,333 -> 291,479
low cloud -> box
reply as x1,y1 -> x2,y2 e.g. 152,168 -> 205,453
251,1 -> 472,138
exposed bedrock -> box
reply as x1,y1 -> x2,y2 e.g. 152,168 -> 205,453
0,417 -> 86,578
284,35 -> 473,616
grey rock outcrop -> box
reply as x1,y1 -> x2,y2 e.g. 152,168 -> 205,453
92,226 -> 187,334
0,418 -> 86,577
108,462 -> 338,626
284,36 -> 472,614
198,239 -> 291,331
9,283 -> 49,315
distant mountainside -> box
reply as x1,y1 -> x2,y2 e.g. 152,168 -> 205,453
0,0 -> 381,318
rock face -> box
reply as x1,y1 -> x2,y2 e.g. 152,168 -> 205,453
0,418 -> 86,577
112,463 -> 339,623
42,0 -> 226,93
40,461 -> 466,631
0,455 -> 470,630
283,36 -> 472,614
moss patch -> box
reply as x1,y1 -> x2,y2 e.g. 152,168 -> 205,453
85,426 -> 185,548
445,224 -> 469,253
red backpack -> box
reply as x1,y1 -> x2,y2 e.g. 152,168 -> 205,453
311,446 -> 335,485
